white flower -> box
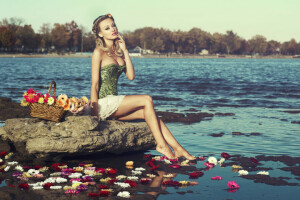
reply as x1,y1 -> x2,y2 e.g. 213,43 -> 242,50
68,173 -> 83,178
50,172 -> 61,177
238,170 -> 249,176
127,176 -> 139,181
84,169 -> 95,176
218,158 -> 225,165
0,158 -> 2,162
115,182 -> 131,188
56,177 -> 68,183
117,191 -> 130,198
50,186 -> 62,190
164,159 -> 172,164
257,171 -> 269,175
7,161 -> 18,166
15,165 -> 24,172
28,169 -> 40,175
132,170 -> 142,175
32,186 -> 43,190
135,167 -> 146,171
208,157 -> 218,165
43,177 -> 56,183
163,174 -> 175,178
4,166 -> 10,172
153,156 -> 162,161
116,175 -> 127,180
181,160 -> 189,165
29,182 -> 43,187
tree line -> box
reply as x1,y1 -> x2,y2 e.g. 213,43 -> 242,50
0,17 -> 300,55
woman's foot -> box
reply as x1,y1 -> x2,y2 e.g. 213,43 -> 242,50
174,148 -> 196,160
156,145 -> 176,159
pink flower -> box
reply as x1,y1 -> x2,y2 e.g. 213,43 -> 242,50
227,181 -> 239,189
169,164 -> 181,169
221,152 -> 231,159
204,162 -> 215,168
65,189 -> 79,194
189,171 -> 204,179
211,176 -> 223,180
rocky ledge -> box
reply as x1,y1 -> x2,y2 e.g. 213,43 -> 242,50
0,116 -> 156,161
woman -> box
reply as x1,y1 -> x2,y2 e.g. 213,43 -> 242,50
90,14 -> 195,160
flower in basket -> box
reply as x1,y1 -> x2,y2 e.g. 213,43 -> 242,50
56,94 -> 70,110
47,97 -> 55,105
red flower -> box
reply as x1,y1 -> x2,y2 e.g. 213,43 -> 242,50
98,184 -> 109,189
204,162 -> 215,168
106,168 -> 117,176
99,190 -> 110,196
146,159 -> 155,167
169,164 -> 181,169
197,156 -> 206,161
108,178 -> 117,185
144,154 -> 151,159
8,184 -> 16,187
0,162 -> 4,165
43,183 -> 54,189
0,151 -> 7,157
34,93 -> 43,102
139,178 -> 152,184
88,192 -> 100,197
0,169 -> 4,173
95,168 -> 105,173
44,94 -> 50,103
19,183 -> 29,190
27,88 -> 36,94
221,152 -> 231,159
150,165 -> 159,171
189,171 -> 204,179
78,163 -> 87,167
50,163 -> 66,171
162,180 -> 181,186
250,157 -> 259,164
124,180 -> 137,187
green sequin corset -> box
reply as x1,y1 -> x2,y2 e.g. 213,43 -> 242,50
98,63 -> 126,99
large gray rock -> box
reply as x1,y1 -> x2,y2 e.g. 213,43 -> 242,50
0,116 -> 156,159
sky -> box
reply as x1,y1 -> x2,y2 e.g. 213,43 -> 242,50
1,0 -> 299,42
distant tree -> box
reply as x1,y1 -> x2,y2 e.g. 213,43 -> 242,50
51,23 -> 71,52
0,27 -> 13,48
266,40 -> 281,54
248,35 -> 268,54
65,21 -> 81,51
39,23 -> 52,50
211,33 -> 227,54
82,32 -> 95,52
287,38 -> 297,55
224,30 -> 242,54
15,25 -> 37,51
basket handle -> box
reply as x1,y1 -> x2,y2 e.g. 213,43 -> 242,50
48,81 -> 56,96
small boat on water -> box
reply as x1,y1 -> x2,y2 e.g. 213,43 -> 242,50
292,55 -> 300,58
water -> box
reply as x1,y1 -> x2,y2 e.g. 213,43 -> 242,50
0,57 -> 300,199
1,57 -> 299,156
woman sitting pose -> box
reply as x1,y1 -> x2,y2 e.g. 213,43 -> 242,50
90,14 -> 195,160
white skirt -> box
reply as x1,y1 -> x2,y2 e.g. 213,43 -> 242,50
97,95 -> 125,121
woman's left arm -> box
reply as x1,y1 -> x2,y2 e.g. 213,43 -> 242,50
117,34 -> 135,80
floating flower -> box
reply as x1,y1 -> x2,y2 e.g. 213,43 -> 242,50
204,162 -> 215,168
32,186 -> 43,190
208,157 -> 218,165
139,178 -> 152,184
95,168 -> 105,173
181,160 -> 190,165
7,161 -> 18,166
117,191 -> 130,198
19,183 -> 29,190
238,170 -> 249,176
0,151 -> 7,157
221,152 -> 231,159
99,190 -> 110,196
125,161 -> 134,166
88,192 -> 100,197
189,171 -> 204,179
116,175 -> 127,180
100,177 -> 111,183
73,167 -> 84,172
124,180 -> 137,187
127,176 -> 139,181
68,173 -> 82,178
250,157 -> 259,164
218,158 -> 225,165
98,184 -> 109,189
115,182 -> 131,188
15,165 -> 24,172
39,167 -> 49,172
106,168 -> 117,176
227,180 -> 239,189
50,172 -> 62,177
211,176 -> 223,180
146,174 -> 156,178
179,181 -> 189,185
153,156 -> 162,161
144,154 -> 151,159
163,174 -> 175,178
164,159 -> 172,164
4,166 -> 10,172
257,171 -> 269,175
197,156 -> 206,161
76,184 -> 88,192
189,181 -> 199,185
56,177 -> 68,183
135,167 -> 146,171
72,182 -> 83,188
33,174 -> 44,178
65,189 -> 79,194
132,170 -> 142,175
82,176 -> 93,182
43,183 -> 54,189
162,180 -> 181,186
108,178 -> 117,185
232,165 -> 242,169
28,169 -> 40,175
12,172 -> 23,177
50,186 -> 62,190
169,164 -> 181,169
63,186 -> 75,190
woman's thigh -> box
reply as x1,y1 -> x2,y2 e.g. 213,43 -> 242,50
111,95 -> 151,118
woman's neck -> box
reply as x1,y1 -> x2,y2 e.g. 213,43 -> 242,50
103,38 -> 114,50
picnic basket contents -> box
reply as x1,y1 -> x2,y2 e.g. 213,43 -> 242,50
20,81 -> 90,122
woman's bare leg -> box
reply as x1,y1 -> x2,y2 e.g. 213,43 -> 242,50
113,96 -> 195,160
112,95 -> 175,159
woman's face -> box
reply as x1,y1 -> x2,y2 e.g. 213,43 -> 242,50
98,18 -> 118,40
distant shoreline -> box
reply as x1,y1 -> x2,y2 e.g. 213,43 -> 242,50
0,53 -> 297,59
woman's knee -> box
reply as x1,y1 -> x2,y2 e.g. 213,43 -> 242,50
143,95 -> 153,106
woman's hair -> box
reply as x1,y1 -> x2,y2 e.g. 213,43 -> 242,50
92,14 -> 123,57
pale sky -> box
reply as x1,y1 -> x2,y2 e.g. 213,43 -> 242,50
1,0 -> 299,42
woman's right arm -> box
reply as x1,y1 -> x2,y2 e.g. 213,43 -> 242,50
90,48 -> 101,119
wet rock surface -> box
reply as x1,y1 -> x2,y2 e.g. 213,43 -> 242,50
0,116 -> 156,160
0,97 -> 30,121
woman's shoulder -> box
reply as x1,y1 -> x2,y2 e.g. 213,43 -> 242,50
92,48 -> 104,58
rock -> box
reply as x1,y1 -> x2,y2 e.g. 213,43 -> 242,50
0,97 -> 30,121
156,111 -> 213,124
232,132 -> 244,135
209,132 -> 225,137
215,112 -> 235,116
0,116 -> 156,160
291,121 -> 300,124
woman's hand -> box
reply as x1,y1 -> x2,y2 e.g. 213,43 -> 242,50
117,34 -> 127,51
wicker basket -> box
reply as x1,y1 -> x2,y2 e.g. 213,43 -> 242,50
29,81 -> 66,122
